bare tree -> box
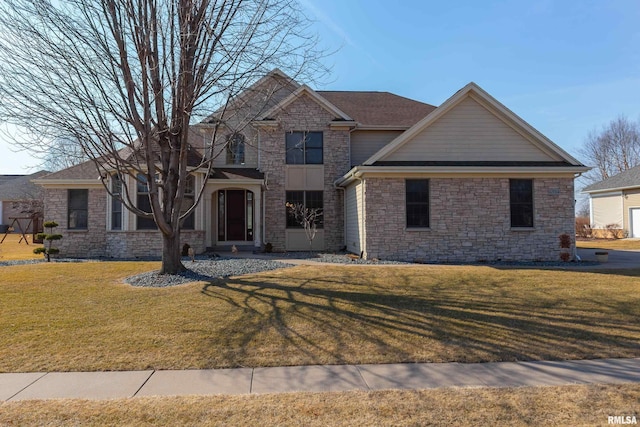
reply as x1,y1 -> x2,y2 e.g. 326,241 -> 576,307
0,0 -> 326,274
43,138 -> 89,172
286,202 -> 322,251
579,115 -> 640,183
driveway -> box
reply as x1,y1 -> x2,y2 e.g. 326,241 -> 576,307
577,248 -> 640,269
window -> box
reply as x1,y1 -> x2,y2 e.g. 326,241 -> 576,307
406,179 -> 429,228
136,174 -> 157,230
510,179 -> 534,228
180,175 -> 195,230
285,131 -> 323,164
111,175 -> 122,230
286,191 -> 323,228
68,189 -> 88,230
226,133 -> 245,165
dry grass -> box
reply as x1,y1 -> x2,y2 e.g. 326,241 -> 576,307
1,384 -> 639,426
0,233 -> 42,261
577,238 -> 640,250
1,262 -> 640,372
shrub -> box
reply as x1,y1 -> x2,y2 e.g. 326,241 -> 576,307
605,223 -> 626,239
34,221 -> 62,262
181,243 -> 191,257
559,233 -> 571,248
575,217 -> 592,238
559,252 -> 571,262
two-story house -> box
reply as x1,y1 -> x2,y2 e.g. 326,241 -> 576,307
35,70 -> 588,262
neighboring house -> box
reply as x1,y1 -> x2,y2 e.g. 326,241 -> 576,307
0,171 -> 48,233
582,165 -> 640,238
34,70 -> 588,261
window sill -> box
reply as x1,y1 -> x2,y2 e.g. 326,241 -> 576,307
405,227 -> 431,232
66,229 -> 88,232
510,227 -> 536,232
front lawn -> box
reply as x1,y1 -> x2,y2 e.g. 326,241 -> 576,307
577,238 -> 640,250
0,233 -> 42,261
1,384 -> 638,426
1,262 -> 639,372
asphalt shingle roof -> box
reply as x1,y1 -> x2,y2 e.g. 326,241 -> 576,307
317,91 -> 436,127
0,171 -> 49,200
582,165 -> 640,192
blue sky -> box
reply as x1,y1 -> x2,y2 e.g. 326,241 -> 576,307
1,0 -> 639,173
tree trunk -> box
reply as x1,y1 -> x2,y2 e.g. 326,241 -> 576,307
160,231 -> 186,275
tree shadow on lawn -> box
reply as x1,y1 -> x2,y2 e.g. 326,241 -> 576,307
198,270 -> 640,368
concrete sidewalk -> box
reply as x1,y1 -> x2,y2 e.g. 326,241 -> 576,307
2,358 -> 639,401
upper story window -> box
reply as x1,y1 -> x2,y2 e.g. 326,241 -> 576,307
510,179 -> 534,228
111,175 -> 122,230
68,189 -> 88,230
136,174 -> 157,230
226,132 -> 245,165
286,131 -> 323,164
406,179 -> 430,228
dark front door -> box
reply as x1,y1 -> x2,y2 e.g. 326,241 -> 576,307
226,190 -> 246,240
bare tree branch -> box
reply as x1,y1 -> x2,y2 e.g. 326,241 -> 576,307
0,0 -> 328,274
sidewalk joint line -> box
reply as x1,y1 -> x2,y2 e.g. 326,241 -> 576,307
249,368 -> 254,394
132,370 -> 155,397
354,365 -> 371,391
6,372 -> 48,402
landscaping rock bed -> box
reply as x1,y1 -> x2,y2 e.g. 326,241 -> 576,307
125,258 -> 294,287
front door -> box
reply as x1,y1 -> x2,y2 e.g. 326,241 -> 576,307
226,190 -> 246,240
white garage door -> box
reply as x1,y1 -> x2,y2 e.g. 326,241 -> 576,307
631,208 -> 640,238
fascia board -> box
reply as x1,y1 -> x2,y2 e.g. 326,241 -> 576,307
32,179 -> 105,188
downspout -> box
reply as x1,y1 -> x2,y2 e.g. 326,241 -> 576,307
262,172 -> 269,247
574,172 -> 584,262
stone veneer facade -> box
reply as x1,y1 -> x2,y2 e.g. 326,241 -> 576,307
43,188 -> 205,259
259,93 -> 350,252
362,177 -> 575,262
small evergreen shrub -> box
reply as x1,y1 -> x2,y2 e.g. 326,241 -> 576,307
33,221 -> 62,262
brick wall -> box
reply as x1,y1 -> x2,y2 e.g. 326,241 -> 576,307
43,188 -> 205,258
363,177 -> 575,262
260,93 -> 350,251
43,188 -> 107,258
105,230 -> 205,259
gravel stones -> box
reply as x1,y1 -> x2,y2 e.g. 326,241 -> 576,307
125,258 -> 294,287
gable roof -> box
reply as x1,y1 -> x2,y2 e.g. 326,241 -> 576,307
0,171 -> 49,200
317,91 -> 436,128
258,85 -> 353,121
363,82 -> 586,167
203,68 -> 300,124
582,165 -> 640,193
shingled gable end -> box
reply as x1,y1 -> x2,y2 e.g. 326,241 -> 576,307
34,70 -> 588,261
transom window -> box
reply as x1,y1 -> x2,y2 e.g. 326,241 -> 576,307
68,189 -> 88,230
406,179 -> 430,228
285,131 -> 323,164
510,179 -> 534,228
226,132 -> 245,165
